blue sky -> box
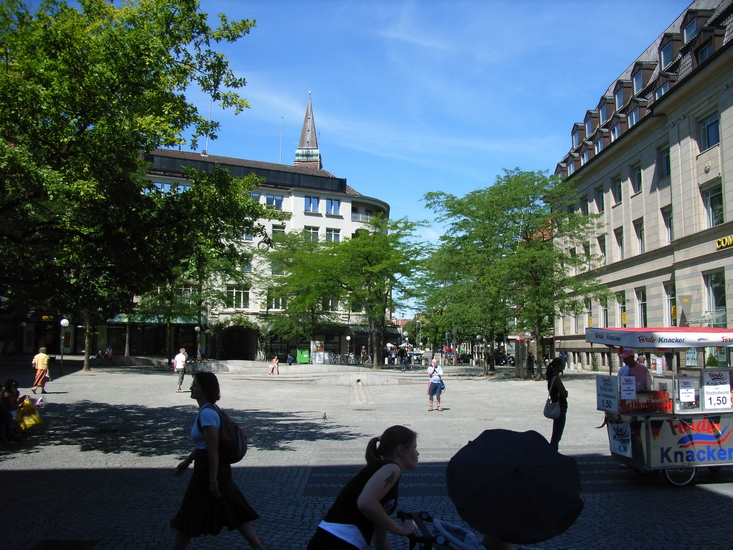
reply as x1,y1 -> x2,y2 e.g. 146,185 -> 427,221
193,0 -> 692,240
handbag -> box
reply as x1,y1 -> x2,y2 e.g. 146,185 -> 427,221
439,379 -> 446,392
543,377 -> 561,419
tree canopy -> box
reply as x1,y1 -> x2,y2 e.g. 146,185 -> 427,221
0,0 -> 263,368
423,169 -> 609,371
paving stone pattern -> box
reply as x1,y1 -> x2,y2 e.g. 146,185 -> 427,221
2,358 -> 733,549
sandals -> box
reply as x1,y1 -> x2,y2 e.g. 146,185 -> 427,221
437,407 -> 443,411
428,407 -> 433,411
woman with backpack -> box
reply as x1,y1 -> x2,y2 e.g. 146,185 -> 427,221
170,372 -> 265,550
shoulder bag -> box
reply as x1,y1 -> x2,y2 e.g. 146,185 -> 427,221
543,376 -> 562,419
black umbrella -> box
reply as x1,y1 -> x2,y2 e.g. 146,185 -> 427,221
446,429 -> 583,545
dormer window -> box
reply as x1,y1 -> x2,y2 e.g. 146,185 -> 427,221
567,162 -> 575,176
632,71 -> 643,94
595,139 -> 604,154
585,119 -> 593,136
615,88 -> 624,111
661,41 -> 673,68
655,82 -> 669,100
628,108 -> 639,128
599,104 -> 608,124
572,130 -> 580,148
683,18 -> 697,43
611,123 -> 622,142
697,40 -> 714,64
580,150 -> 589,166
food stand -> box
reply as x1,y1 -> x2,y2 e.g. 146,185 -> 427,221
588,327 -> 733,486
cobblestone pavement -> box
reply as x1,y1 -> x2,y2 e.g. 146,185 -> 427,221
2,357 -> 733,550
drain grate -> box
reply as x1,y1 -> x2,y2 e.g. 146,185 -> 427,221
31,541 -> 99,550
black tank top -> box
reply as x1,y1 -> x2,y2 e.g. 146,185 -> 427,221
323,460 -> 400,544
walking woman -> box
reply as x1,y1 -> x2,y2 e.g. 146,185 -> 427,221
31,347 -> 50,394
307,425 -> 419,550
546,358 -> 568,452
170,372 -> 265,550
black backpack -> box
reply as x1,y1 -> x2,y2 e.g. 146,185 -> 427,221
197,403 -> 248,464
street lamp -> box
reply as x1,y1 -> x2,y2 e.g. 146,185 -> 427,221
194,325 -> 201,362
346,335 -> 351,357
59,318 -> 69,376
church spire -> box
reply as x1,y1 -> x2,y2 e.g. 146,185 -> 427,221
294,91 -> 322,169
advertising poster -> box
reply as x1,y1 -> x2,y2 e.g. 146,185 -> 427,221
703,371 -> 731,410
607,421 -> 632,457
596,375 -> 619,412
649,415 -> 733,468
679,379 -> 696,403
620,376 -> 636,400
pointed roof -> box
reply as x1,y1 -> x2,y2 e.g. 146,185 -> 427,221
295,92 -> 322,169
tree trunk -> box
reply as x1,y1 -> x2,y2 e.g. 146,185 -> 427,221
82,315 -> 93,372
125,319 -> 131,357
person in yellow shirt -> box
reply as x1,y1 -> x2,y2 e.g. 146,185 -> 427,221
31,347 -> 50,394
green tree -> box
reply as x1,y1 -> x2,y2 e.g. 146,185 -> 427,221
0,1 -> 260,369
424,169 -> 609,375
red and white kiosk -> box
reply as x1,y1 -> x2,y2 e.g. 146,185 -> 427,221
588,327 -> 733,486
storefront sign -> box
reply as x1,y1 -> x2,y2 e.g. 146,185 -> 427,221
703,371 -> 731,410
596,375 -> 619,413
715,235 -> 733,249
652,416 -> 733,468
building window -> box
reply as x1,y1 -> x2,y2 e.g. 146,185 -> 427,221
241,259 -> 252,273
599,104 -> 608,124
271,261 -> 284,275
585,119 -> 593,136
617,292 -> 627,327
683,18 -> 697,43
322,295 -> 339,311
611,123 -> 621,142
615,228 -> 624,260
326,228 -> 340,243
326,198 -> 340,215
226,285 -> 249,309
697,41 -> 714,64
266,194 -> 283,210
628,108 -> 639,128
268,293 -> 286,310
596,187 -> 604,213
704,271 -> 726,327
600,299 -> 609,328
659,146 -> 671,179
631,165 -> 642,194
244,231 -> 253,242
272,225 -> 285,238
699,112 -> 720,151
572,130 -> 580,148
567,162 -> 575,176
580,150 -> 589,166
664,282 -> 677,327
636,288 -> 648,328
634,219 -> 644,254
655,82 -> 669,100
703,185 -> 723,228
633,71 -> 643,94
304,196 -> 319,212
595,139 -> 604,154
305,226 -> 319,242
251,192 -> 260,202
583,243 -> 591,271
661,41 -> 673,68
662,207 -> 673,244
612,177 -> 622,204
615,88 -> 624,111
597,236 -> 606,265
365,209 -> 372,218
585,299 -> 593,328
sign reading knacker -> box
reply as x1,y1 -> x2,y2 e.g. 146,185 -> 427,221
585,327 -> 733,349
650,416 -> 733,468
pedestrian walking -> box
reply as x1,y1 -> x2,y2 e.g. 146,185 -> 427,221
427,358 -> 443,411
174,348 -> 187,392
306,425 -> 419,550
31,347 -> 50,394
526,352 -> 535,379
170,372 -> 265,550
546,358 -> 568,451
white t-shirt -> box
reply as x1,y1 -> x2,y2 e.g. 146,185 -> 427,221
427,364 -> 443,383
174,353 -> 187,370
191,406 -> 220,450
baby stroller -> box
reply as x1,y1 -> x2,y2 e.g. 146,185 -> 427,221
398,511 -> 485,550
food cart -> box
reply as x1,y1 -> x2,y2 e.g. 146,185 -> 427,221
588,327 -> 733,486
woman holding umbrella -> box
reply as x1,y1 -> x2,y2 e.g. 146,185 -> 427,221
546,358 -> 568,451
307,425 -> 419,550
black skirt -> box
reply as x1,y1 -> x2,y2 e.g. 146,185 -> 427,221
170,449 -> 259,537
